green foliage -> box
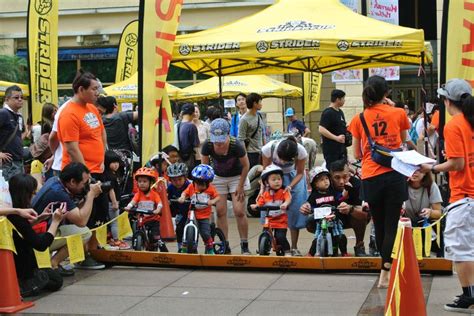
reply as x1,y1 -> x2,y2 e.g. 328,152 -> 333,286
0,55 -> 28,83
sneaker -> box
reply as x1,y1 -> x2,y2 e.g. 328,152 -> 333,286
205,248 -> 215,255
444,295 -> 474,313
241,241 -> 251,255
354,245 -> 369,257
284,251 -> 292,257
54,264 -> 75,277
117,240 -> 131,250
224,241 -> 231,254
341,252 -> 352,257
75,255 -> 106,270
291,249 -> 303,257
19,269 -> 49,297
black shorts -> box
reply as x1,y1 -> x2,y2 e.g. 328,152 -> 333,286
361,171 -> 408,206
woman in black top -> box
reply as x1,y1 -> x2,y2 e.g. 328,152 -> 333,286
7,173 -> 65,297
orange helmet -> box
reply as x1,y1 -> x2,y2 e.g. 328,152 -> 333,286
134,167 -> 157,182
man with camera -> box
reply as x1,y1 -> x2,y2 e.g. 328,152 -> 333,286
318,89 -> 350,169
32,162 -> 102,275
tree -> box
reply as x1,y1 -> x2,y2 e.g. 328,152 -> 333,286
0,55 -> 28,83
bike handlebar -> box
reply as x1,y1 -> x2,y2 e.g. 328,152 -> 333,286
254,205 -> 282,211
169,199 -> 211,207
126,207 -> 155,215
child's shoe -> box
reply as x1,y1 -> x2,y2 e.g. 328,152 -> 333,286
117,240 -> 131,250
284,251 -> 292,257
205,248 -> 215,255
157,240 -> 169,252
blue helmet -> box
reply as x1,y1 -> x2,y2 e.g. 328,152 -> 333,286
285,107 -> 295,117
191,164 -> 215,182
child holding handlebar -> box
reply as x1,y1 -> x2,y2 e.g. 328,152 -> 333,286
178,164 -> 219,254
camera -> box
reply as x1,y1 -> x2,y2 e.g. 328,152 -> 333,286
90,178 -> 113,193
344,130 -> 353,147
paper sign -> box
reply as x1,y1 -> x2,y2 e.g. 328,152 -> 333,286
424,226 -> 432,257
117,212 -> 133,240
34,248 -> 52,269
121,102 -> 133,112
392,150 -> 436,165
95,224 -> 108,246
391,157 -> 419,177
331,69 -> 363,83
0,219 -> 16,253
369,66 -> 400,81
413,228 -> 423,260
67,234 -> 85,264
313,207 -> 332,219
224,99 -> 236,108
391,227 -> 402,259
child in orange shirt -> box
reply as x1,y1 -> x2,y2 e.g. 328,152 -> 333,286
178,164 -> 220,254
252,164 -> 291,256
125,167 -> 167,252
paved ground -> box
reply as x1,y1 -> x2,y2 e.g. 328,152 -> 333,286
21,217 -> 462,315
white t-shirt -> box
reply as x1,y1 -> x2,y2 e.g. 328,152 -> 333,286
261,139 -> 307,174
51,100 -> 71,171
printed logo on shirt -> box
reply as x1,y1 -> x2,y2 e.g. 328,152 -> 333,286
315,195 -> 335,205
83,112 -> 100,129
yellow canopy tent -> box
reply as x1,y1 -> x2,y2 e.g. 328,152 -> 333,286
177,75 -> 302,101
172,0 -> 431,76
0,81 -> 29,97
103,73 -> 181,102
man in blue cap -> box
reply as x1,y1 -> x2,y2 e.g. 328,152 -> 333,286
285,107 -> 310,137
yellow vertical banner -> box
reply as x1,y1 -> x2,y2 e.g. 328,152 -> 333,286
95,224 -> 108,246
139,0 -> 183,164
115,20 -> 139,83
34,248 -> 52,269
303,72 -> 322,116
27,0 -> 58,124
391,227 -> 402,259
412,228 -> 423,260
424,226 -> 432,257
117,212 -> 133,240
0,218 -> 16,253
66,235 -> 85,264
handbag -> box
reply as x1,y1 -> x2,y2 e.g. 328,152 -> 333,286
359,113 -> 401,168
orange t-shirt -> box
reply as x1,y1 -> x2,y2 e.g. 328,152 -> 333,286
348,104 -> 410,179
256,189 -> 291,229
132,189 -> 162,222
57,101 -> 105,173
444,114 -> 474,202
431,110 -> 439,131
183,183 -> 218,220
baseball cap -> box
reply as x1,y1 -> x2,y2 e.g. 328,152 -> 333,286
210,118 -> 230,143
437,79 -> 472,101
285,107 -> 295,117
181,103 -> 195,115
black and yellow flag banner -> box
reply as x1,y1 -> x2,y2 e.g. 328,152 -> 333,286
115,20 -> 139,83
27,0 -> 58,124
441,0 -> 474,86
138,0 -> 182,164
303,72 -> 322,116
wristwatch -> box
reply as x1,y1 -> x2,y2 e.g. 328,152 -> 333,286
431,164 -> 438,174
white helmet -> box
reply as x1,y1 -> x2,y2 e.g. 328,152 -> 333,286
309,166 -> 330,184
261,164 -> 284,183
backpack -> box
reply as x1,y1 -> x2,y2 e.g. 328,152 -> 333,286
409,117 -> 420,144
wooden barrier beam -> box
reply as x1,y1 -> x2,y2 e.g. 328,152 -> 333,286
90,249 -> 453,275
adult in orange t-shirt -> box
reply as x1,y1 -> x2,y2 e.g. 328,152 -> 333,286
420,79 -> 474,312
58,70 -> 108,234
348,75 -> 410,289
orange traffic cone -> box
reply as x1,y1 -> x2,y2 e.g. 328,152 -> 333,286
0,249 -> 34,313
156,180 -> 176,240
385,218 -> 426,316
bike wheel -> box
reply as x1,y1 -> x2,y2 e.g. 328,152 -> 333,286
258,233 -> 272,256
321,238 -> 329,257
213,228 -> 227,255
132,232 -> 145,251
185,227 -> 197,254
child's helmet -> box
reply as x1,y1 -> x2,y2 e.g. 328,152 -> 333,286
191,164 -> 214,182
309,166 -> 330,184
167,163 -> 188,178
134,167 -> 158,182
261,164 -> 284,184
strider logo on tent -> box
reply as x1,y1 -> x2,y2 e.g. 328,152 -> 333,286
337,40 -> 350,51
178,42 -> 240,56
351,40 -> 403,48
256,39 -> 320,53
257,20 -> 335,33
225,80 -> 246,86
